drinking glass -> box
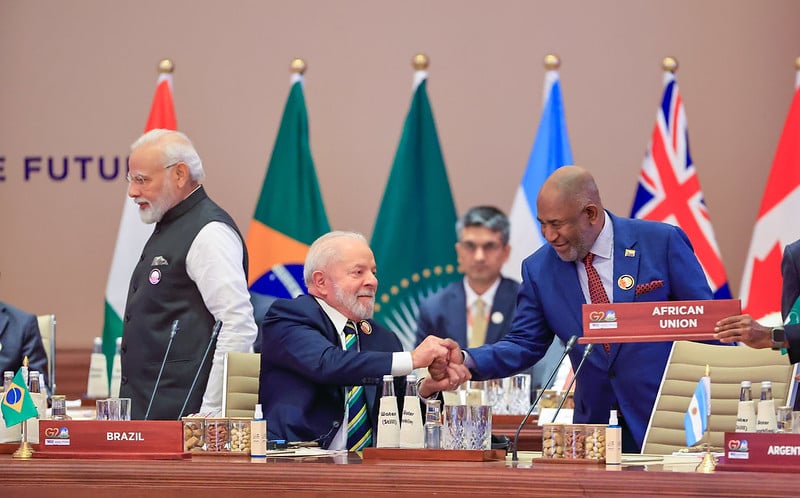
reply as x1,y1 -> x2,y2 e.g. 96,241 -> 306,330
506,374 -> 531,415
465,405 -> 492,450
96,399 -> 110,420
442,404 -> 467,450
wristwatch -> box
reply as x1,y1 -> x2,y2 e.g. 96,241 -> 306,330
770,326 -> 786,350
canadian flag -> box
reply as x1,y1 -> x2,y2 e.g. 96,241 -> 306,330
739,67 -> 800,322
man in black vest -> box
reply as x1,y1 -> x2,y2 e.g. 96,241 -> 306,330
120,129 -> 257,420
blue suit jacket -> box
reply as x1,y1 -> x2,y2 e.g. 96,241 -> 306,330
259,294 -> 404,448
0,301 -> 49,388
467,212 -> 714,451
781,240 -> 800,365
415,277 -> 565,390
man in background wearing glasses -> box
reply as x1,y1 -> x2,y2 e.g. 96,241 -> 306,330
120,129 -> 256,420
415,205 -> 565,393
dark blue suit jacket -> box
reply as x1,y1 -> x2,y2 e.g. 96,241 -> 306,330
467,212 -> 713,451
259,294 -> 404,448
781,240 -> 800,365
0,301 -> 48,387
415,277 -> 565,390
416,277 -> 518,347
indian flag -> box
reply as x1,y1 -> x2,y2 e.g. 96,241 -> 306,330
101,60 -> 177,376
245,60 -> 329,307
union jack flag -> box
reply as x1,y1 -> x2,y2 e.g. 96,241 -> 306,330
631,69 -> 731,299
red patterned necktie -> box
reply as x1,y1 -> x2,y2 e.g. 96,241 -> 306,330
583,252 -> 611,354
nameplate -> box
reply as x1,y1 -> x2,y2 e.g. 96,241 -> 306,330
578,299 -> 740,344
718,432 -> 800,472
36,420 -> 187,459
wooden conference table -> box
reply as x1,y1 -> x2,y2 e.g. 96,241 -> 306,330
2,447 -> 795,498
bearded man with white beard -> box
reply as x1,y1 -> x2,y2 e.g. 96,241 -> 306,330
259,231 -> 469,450
120,129 -> 257,420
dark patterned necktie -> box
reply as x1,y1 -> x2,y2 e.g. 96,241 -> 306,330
583,252 -> 611,354
344,320 -> 373,451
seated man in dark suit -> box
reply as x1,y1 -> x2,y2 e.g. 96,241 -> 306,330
0,300 -> 49,390
260,231 -> 469,450
415,206 -> 565,392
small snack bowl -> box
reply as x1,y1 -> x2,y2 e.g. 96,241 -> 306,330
228,417 -> 252,453
204,417 -> 230,452
583,424 -> 606,462
181,416 -> 205,452
541,423 -> 565,459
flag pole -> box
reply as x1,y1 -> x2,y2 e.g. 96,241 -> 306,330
696,364 -> 716,473
11,420 -> 34,459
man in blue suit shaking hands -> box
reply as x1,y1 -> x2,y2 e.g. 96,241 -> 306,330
441,166 -> 713,453
260,231 -> 469,450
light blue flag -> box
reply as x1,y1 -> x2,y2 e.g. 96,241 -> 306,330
503,62 -> 573,280
684,376 -> 710,447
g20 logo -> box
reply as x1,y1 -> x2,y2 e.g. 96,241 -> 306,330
728,439 -> 748,452
44,427 -> 69,439
589,310 -> 616,322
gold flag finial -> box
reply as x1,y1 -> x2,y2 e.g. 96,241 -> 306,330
158,59 -> 175,74
412,53 -> 429,71
23,356 -> 29,368
795,56 -> 800,71
662,57 -> 678,73
290,58 -> 307,75
705,364 -> 710,377
544,54 -> 561,70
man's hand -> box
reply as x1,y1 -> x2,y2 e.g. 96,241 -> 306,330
419,363 -> 471,397
714,314 -> 772,349
411,336 -> 460,370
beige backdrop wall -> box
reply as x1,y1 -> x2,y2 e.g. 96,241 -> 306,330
2,0 -> 799,348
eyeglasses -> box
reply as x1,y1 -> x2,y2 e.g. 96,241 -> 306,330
126,161 -> 180,186
459,241 -> 504,253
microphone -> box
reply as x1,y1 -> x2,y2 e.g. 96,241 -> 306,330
315,420 -> 341,449
177,320 -> 222,419
550,342 -> 595,423
512,335 -> 578,462
145,319 -> 179,420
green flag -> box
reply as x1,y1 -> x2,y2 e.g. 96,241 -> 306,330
2,369 -> 38,427
245,69 -> 330,300
371,69 -> 459,349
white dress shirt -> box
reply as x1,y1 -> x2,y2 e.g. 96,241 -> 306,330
464,277 -> 501,345
576,211 -> 615,304
186,221 -> 258,415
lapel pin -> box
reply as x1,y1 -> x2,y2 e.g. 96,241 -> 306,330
618,275 -> 634,290
624,249 -> 636,258
359,320 -> 373,335
491,311 -> 504,324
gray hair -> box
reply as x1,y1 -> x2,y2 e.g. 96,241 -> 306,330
131,129 -> 206,182
304,231 -> 369,286
455,206 -> 510,245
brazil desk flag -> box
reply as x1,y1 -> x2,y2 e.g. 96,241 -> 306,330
245,59 -> 330,303
2,369 -> 38,427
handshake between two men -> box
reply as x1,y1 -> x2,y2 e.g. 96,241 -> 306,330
411,336 -> 471,398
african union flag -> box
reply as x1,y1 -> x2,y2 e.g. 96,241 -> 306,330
371,55 -> 459,350
246,60 -> 329,304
